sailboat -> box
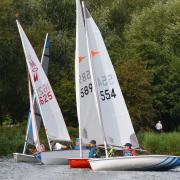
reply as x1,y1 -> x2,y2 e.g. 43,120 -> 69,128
68,0 -> 104,168
23,33 -> 50,153
13,34 -> 50,163
16,20 -> 88,165
74,1 -> 180,171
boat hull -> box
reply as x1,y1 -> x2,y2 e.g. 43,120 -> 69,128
68,158 -> 91,168
13,153 -> 39,163
89,155 -> 180,171
41,150 -> 89,165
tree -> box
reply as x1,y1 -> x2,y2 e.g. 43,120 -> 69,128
124,0 -> 180,130
115,60 -> 155,131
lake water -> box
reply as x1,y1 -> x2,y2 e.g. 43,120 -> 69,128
0,158 -> 180,180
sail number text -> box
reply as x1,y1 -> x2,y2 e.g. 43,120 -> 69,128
79,71 -> 114,87
100,88 -> 116,101
79,70 -> 91,84
37,83 -> 53,105
81,83 -> 93,97
97,74 -> 114,87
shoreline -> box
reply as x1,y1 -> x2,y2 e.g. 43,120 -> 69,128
0,125 -> 180,156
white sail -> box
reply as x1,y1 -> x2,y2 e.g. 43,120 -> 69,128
83,7 -> 139,148
25,34 -> 49,146
17,20 -> 71,142
75,0 -> 104,145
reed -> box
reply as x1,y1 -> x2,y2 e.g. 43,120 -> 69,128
1,125 -> 180,156
0,125 -> 25,156
0,124 -> 79,156
138,132 -> 180,155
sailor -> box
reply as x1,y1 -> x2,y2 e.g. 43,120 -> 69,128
40,144 -> 46,152
89,140 -> 100,158
50,140 -> 67,151
123,143 -> 137,156
31,144 -> 45,155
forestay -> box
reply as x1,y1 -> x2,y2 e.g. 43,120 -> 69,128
83,7 -> 139,148
75,0 -> 104,145
17,20 -> 70,142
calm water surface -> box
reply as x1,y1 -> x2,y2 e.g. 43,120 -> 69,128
0,158 -> 180,180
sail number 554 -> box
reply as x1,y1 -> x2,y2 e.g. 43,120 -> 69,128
100,88 -> 116,101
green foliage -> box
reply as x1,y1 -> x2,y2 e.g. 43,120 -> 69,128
0,124 -> 78,156
124,0 -> 180,130
116,60 -> 155,131
2,115 -> 13,126
0,125 -> 25,155
1,124 -> 180,156
0,0 -> 180,131
138,132 -> 180,155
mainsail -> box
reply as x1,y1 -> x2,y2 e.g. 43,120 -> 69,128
82,5 -> 139,148
17,20 -> 71,142
25,34 -> 49,148
75,0 -> 104,145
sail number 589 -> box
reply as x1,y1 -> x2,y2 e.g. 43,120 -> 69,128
81,83 -> 93,97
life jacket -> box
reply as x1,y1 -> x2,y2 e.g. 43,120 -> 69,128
94,150 -> 100,158
123,151 -> 132,156
131,149 -> 137,156
123,148 -> 137,156
89,147 -> 100,158
108,148 -> 115,157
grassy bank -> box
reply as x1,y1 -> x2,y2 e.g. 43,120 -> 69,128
0,124 -> 78,156
0,124 -> 180,156
138,132 -> 180,156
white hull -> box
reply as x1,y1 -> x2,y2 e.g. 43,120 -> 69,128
89,155 -> 180,171
41,150 -> 89,165
13,153 -> 39,163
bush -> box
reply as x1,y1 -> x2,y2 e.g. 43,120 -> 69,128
138,132 -> 180,155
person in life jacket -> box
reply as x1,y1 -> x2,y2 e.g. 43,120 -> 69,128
50,140 -> 67,151
123,143 -> 137,156
88,140 -> 100,158
32,144 -> 46,161
32,144 -> 46,155
108,147 -> 115,157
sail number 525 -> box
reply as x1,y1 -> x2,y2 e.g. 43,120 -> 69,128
37,83 -> 53,105
39,92 -> 52,105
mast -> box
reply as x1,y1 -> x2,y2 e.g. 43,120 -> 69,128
82,1 -> 108,158
76,0 -> 82,158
